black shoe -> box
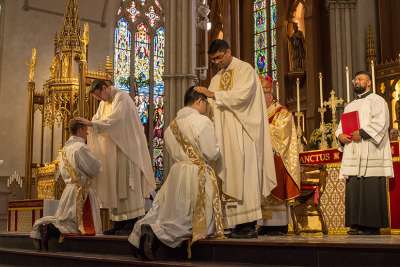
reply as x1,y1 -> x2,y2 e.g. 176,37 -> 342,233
141,224 -> 158,260
258,225 -> 288,236
129,243 -> 146,259
115,219 -> 137,236
103,220 -> 125,235
47,223 -> 61,239
359,227 -> 380,235
347,227 -> 360,235
230,222 -> 258,239
230,228 -> 258,238
39,224 -> 49,251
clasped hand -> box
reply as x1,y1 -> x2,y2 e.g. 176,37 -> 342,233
338,130 -> 361,144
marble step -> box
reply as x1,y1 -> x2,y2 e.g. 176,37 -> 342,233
0,247 -> 275,267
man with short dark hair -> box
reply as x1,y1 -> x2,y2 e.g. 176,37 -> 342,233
336,71 -> 393,235
129,86 -> 224,259
195,39 -> 277,238
77,80 -> 156,235
31,118 -> 102,249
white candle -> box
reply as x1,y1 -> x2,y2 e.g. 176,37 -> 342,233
319,73 -> 323,107
276,81 -> 279,102
345,66 -> 350,103
296,78 -> 300,113
302,114 -> 305,132
371,60 -> 376,94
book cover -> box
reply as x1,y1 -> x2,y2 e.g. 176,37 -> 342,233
341,111 -> 360,135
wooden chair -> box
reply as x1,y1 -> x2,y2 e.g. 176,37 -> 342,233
290,164 -> 328,235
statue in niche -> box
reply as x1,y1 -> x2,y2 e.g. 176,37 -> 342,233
62,55 -> 70,78
50,56 -> 59,79
289,22 -> 306,71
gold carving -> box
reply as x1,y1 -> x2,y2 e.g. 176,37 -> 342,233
35,161 -> 65,200
24,0 -> 112,199
219,70 -> 233,91
170,120 -> 225,258
37,178 -> 57,200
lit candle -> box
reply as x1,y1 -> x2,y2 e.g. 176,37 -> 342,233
371,60 -> 376,94
276,81 -> 280,102
345,66 -> 350,103
296,78 -> 300,113
319,73 -> 323,107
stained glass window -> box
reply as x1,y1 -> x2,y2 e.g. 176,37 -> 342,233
114,18 -> 131,91
253,0 -> 277,80
134,23 -> 151,125
115,0 -> 165,184
152,27 -> 165,183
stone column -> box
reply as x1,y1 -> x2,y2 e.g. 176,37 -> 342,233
163,0 -> 197,172
327,0 -> 357,102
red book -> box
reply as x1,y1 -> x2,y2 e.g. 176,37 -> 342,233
341,111 -> 360,135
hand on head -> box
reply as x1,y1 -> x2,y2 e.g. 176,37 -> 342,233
194,86 -> 213,98
74,117 -> 92,127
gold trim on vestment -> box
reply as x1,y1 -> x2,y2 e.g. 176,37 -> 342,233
219,70 -> 233,91
60,149 -> 90,235
170,120 -> 225,255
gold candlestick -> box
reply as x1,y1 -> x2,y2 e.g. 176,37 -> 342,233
324,90 -> 344,148
318,106 -> 328,150
28,48 -> 37,83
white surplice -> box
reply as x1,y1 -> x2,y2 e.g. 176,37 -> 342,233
128,107 -> 220,248
336,92 -> 393,178
30,136 -> 102,239
88,87 -> 156,221
208,57 -> 277,227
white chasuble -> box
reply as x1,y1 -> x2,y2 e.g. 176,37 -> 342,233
209,57 -> 277,227
88,88 -> 156,221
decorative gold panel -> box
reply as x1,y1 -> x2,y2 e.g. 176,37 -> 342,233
35,161 -> 64,200
320,166 -> 347,234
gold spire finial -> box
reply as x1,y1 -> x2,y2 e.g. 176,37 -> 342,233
59,0 -> 82,53
80,23 -> 89,61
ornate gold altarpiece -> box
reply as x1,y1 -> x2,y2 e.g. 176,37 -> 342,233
9,0 -> 112,233
24,0 -> 112,201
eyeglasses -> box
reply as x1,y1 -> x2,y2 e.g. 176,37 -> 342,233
352,77 -> 369,84
210,51 -> 227,63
